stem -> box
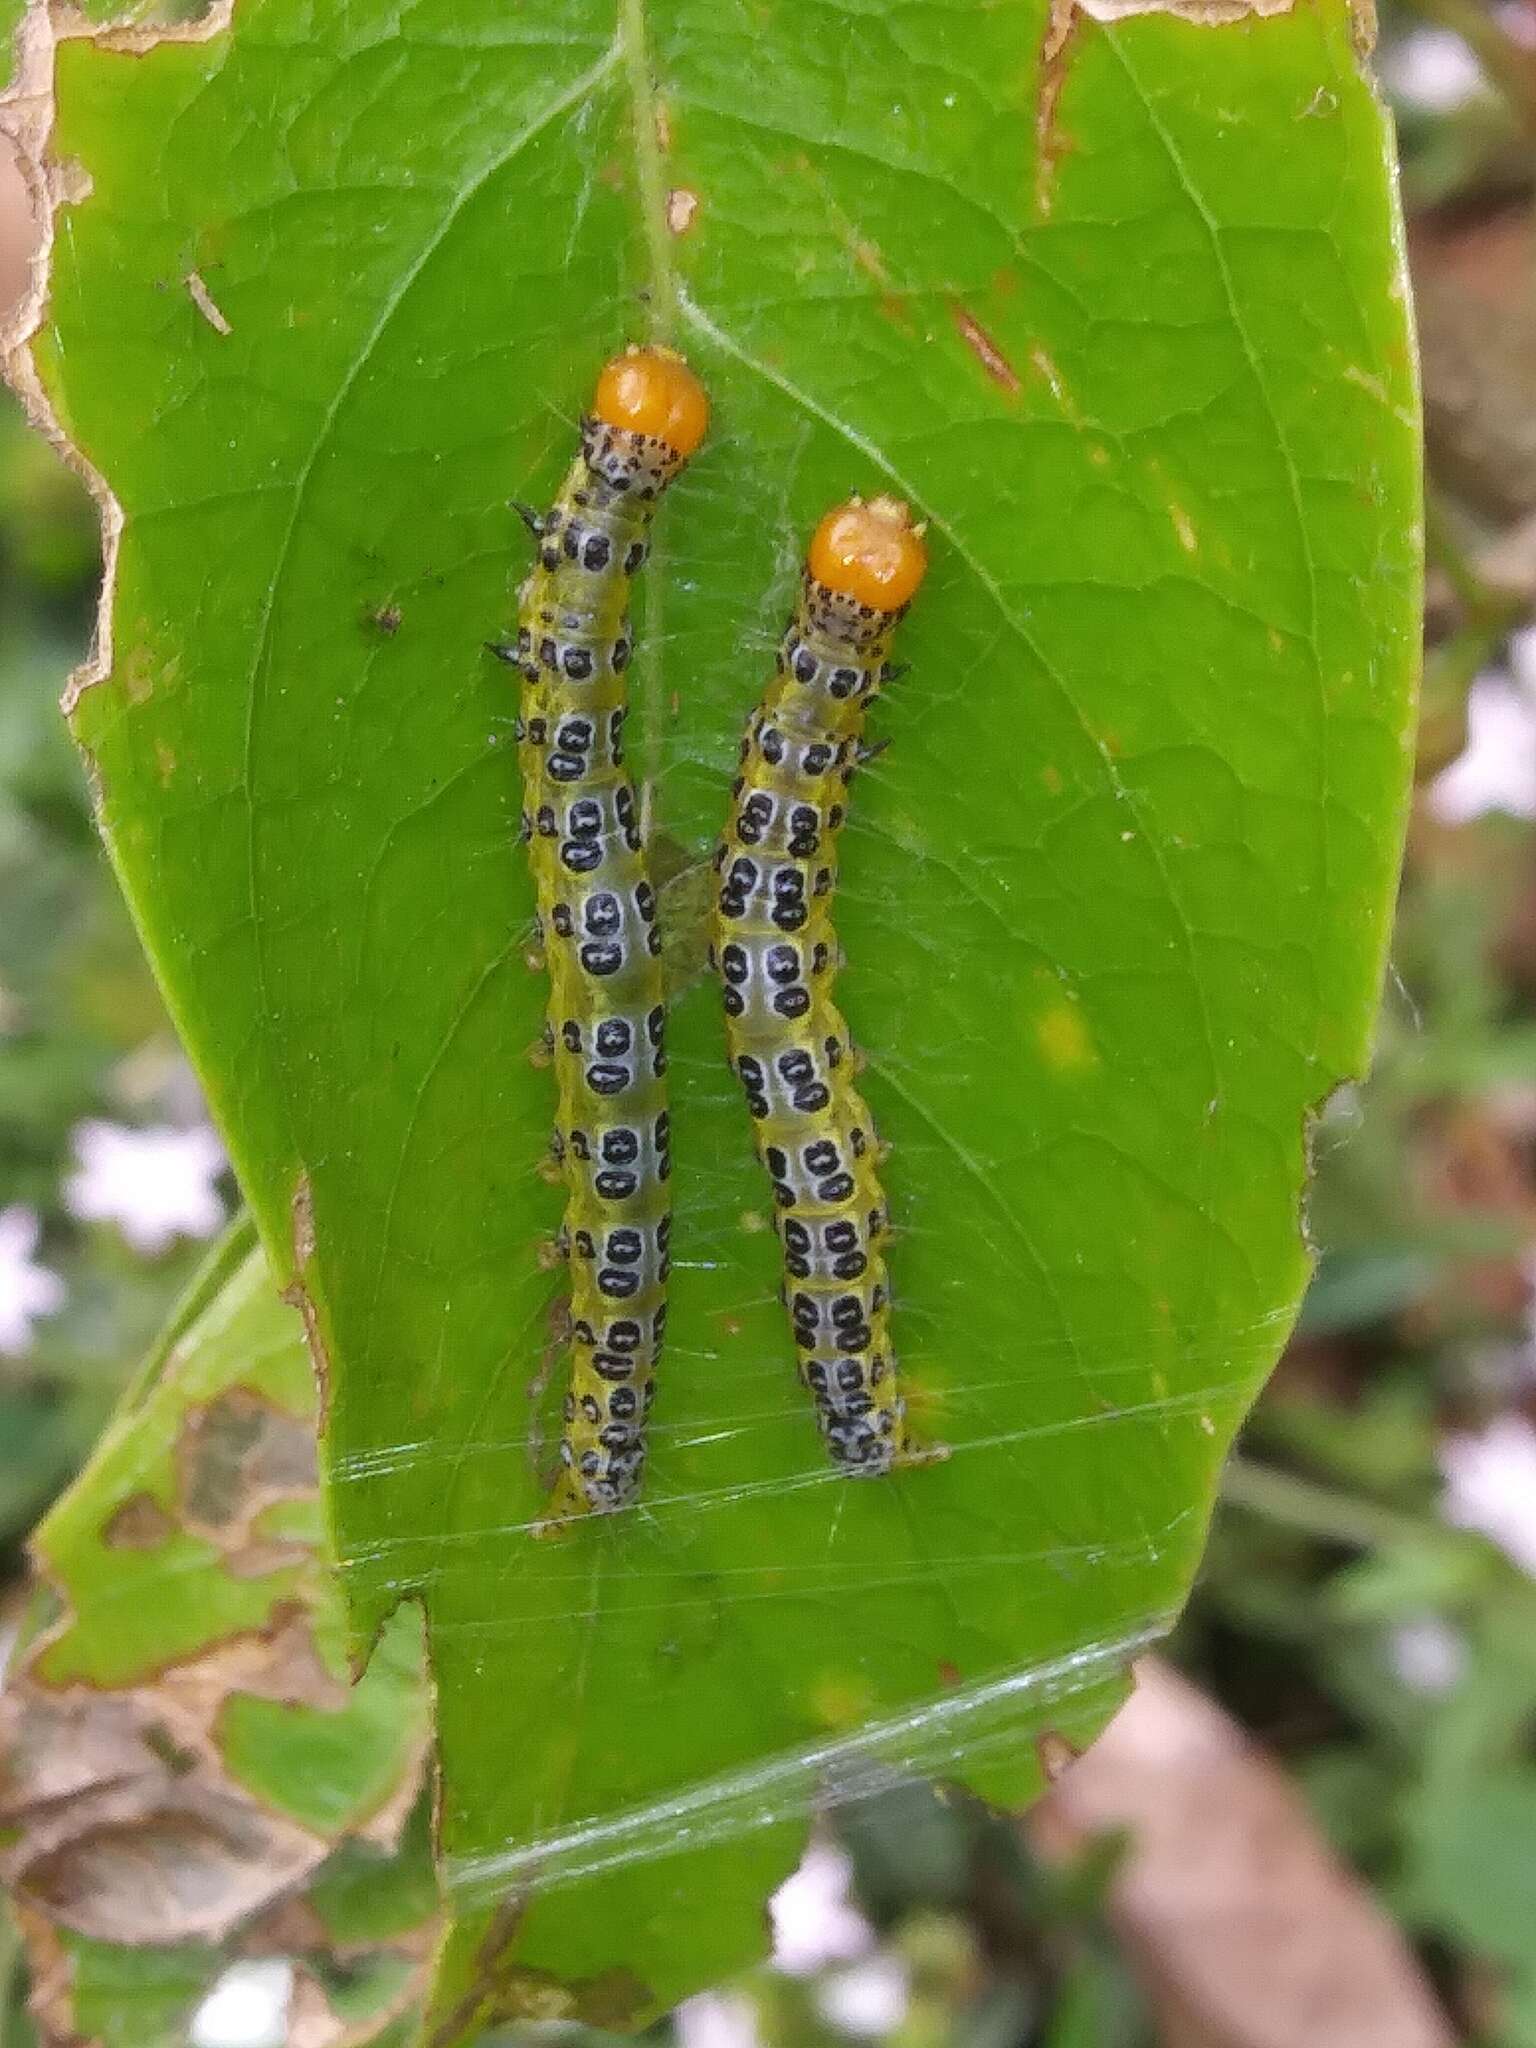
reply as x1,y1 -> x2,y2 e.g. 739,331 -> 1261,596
0,1907 -> 23,2048
1219,1454 -> 1441,1553
1417,493 -> 1530,782
1416,615 -> 1511,782
618,0 -> 678,335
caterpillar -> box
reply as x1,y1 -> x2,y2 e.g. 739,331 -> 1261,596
494,345 -> 709,1520
712,495 -> 930,1476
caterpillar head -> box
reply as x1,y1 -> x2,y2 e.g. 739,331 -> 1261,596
583,345 -> 710,497
802,495 -> 927,649
809,495 -> 927,611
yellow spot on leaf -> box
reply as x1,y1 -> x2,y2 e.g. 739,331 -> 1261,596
1036,999 -> 1096,1073
809,1673 -> 874,1730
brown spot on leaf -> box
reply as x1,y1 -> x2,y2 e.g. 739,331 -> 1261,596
118,634 -> 176,706
102,1493 -> 173,1552
951,304 -> 1020,396
289,1170 -> 316,1269
184,270 -> 232,336
877,292 -> 916,335
178,1386 -> 315,1540
666,186 -> 699,236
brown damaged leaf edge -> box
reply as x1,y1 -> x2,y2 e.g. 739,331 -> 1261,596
282,1170 -> 335,1438
1032,0 -> 1376,219
0,0 -> 236,722
1032,1726 -> 1085,1785
101,1491 -> 175,1551
0,1606 -> 341,1947
177,1383 -> 317,1561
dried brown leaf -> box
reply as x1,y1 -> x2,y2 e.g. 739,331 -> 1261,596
1032,1660 -> 1455,2048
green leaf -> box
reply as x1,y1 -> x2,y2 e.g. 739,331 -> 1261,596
27,0 -> 1418,2029
1,1224 -> 436,2043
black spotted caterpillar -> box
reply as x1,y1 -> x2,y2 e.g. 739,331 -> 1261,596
494,345 -> 709,1520
711,496 -> 932,1476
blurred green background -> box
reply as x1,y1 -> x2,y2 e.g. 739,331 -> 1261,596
10,6 -> 1536,2044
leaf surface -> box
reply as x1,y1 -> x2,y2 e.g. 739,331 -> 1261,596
21,0 -> 1419,2028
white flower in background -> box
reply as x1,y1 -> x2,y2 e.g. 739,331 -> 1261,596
1382,26 -> 1488,113
1440,1413 -> 1536,1576
190,1960 -> 292,2048
109,1040 -> 210,1123
675,1993 -> 762,2048
1428,668 -> 1536,825
0,1204 -> 65,1355
770,1840 -> 875,1976
816,1957 -> 911,2037
65,1119 -> 226,1256
1391,1615 -> 1468,1696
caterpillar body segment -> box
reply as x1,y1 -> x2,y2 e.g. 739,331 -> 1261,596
712,496 -> 930,1477
506,345 -> 707,1521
